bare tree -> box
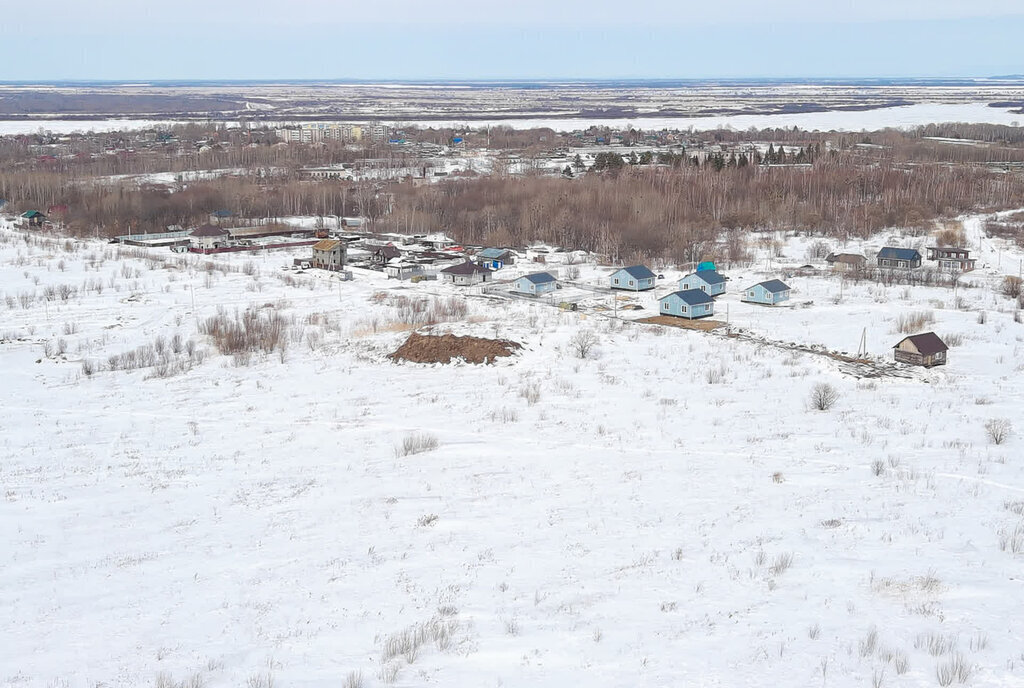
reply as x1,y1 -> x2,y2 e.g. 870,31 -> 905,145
809,382 -> 840,411
568,330 -> 598,359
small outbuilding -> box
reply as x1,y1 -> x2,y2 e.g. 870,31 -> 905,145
610,265 -> 656,291
511,272 -> 557,296
188,224 -> 230,250
679,269 -> 726,296
659,289 -> 715,319
825,253 -> 866,272
372,244 -> 402,265
877,247 -> 922,269
441,261 -> 492,286
312,239 -> 347,271
17,210 -> 46,228
209,209 -> 234,225
741,279 -> 791,305
475,248 -> 516,269
893,332 -> 948,367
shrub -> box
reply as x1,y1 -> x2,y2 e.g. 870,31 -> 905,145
199,307 -> 289,356
1002,275 -> 1023,299
935,653 -> 971,687
809,382 -> 839,411
895,310 -> 935,333
985,418 -> 1012,445
396,432 -> 439,457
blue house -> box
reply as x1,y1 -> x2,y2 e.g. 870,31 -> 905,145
741,279 -> 792,305
877,247 -> 922,269
679,269 -> 726,296
610,265 -> 656,291
697,260 -> 716,272
475,248 -> 515,270
511,272 -> 557,296
659,290 -> 715,319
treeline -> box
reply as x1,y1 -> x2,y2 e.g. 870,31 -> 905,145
0,172 -> 389,236
378,152 -> 1024,264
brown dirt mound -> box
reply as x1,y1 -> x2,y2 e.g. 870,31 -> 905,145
389,332 -> 522,365
636,316 -> 725,331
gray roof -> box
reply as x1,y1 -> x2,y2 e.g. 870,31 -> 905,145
616,265 -> 656,280
756,279 -> 791,293
663,289 -> 714,306
878,247 -> 921,261
190,224 -> 229,237
685,269 -> 726,285
478,247 -> 512,259
826,253 -> 866,264
442,261 -> 490,275
521,272 -> 556,285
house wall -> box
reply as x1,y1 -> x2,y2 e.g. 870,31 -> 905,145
611,271 -> 654,291
660,296 -> 713,319
679,277 -> 725,295
742,286 -> 790,305
513,278 -> 556,295
878,257 -> 921,268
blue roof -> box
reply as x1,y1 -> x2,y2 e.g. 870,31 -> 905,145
521,272 -> 556,285
478,248 -> 511,259
686,269 -> 726,285
756,279 -> 791,293
878,247 -> 920,261
616,265 -> 656,280
663,289 -> 714,306
211,209 -> 233,217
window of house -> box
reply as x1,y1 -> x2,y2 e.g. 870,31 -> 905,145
663,302 -> 669,310
628,280 -> 634,286
614,278 -> 619,285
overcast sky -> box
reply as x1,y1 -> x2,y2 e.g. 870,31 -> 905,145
3,1 -> 1024,80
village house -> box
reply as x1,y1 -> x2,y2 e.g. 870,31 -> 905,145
475,248 -> 516,270
659,289 -> 715,318
741,279 -> 791,305
678,269 -> 726,296
209,209 -> 234,225
371,244 -> 402,265
893,332 -> 948,367
610,265 -> 656,291
188,224 -> 230,250
926,246 -> 976,272
877,247 -> 922,269
421,233 -> 456,250
441,261 -> 492,286
17,210 -> 46,228
311,239 -> 347,271
511,272 -> 557,296
825,253 -> 867,272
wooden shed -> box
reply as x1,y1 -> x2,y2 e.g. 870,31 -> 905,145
893,332 -> 948,367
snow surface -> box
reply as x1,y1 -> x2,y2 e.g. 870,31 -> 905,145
2,215 -> 1024,688
5,102 -> 1024,136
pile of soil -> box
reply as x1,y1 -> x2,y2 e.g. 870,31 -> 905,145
389,332 -> 522,365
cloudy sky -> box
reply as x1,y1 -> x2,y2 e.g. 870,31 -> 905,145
3,0 -> 1023,80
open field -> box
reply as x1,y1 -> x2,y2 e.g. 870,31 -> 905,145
2,213 -> 1024,688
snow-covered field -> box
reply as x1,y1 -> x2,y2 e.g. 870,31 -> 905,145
2,217 -> 1024,688
6,101 -> 1024,136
